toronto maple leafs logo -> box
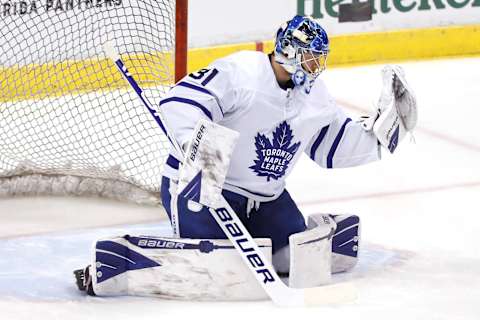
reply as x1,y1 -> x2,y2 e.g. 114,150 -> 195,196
249,121 -> 301,181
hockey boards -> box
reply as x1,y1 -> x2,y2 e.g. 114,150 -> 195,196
104,42 -> 357,306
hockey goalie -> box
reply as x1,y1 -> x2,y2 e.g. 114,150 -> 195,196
74,15 -> 417,302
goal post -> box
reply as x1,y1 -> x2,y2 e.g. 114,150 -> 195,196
0,0 -> 188,205
175,0 -> 188,83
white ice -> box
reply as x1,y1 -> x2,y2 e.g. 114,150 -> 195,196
0,57 -> 479,320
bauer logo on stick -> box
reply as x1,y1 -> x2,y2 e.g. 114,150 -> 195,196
214,207 -> 275,284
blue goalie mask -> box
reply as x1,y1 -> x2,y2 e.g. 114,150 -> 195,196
274,15 -> 329,93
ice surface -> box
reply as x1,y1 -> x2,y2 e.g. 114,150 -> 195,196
0,57 -> 479,319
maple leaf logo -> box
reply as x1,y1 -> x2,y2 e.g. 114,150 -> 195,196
249,121 -> 301,181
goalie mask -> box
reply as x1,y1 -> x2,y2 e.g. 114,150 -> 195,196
274,15 -> 329,93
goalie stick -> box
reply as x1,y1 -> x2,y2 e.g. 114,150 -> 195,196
103,41 -> 356,307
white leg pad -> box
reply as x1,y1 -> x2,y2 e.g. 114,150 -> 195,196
90,235 -> 271,301
288,214 -> 336,288
331,214 -> 361,273
272,245 -> 290,274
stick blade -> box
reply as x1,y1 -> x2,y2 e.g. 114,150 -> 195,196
303,282 -> 357,306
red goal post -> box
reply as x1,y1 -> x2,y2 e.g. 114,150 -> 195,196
0,0 -> 189,205
176,0 -> 188,83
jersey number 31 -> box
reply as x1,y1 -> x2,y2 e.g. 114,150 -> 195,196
189,68 -> 219,86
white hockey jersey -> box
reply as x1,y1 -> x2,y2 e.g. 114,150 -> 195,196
161,51 -> 380,201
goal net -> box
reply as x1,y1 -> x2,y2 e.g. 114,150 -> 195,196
0,0 -> 184,204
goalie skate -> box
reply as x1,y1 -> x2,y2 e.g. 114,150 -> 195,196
74,266 -> 95,296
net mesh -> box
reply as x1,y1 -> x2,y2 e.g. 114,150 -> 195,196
0,0 -> 176,201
